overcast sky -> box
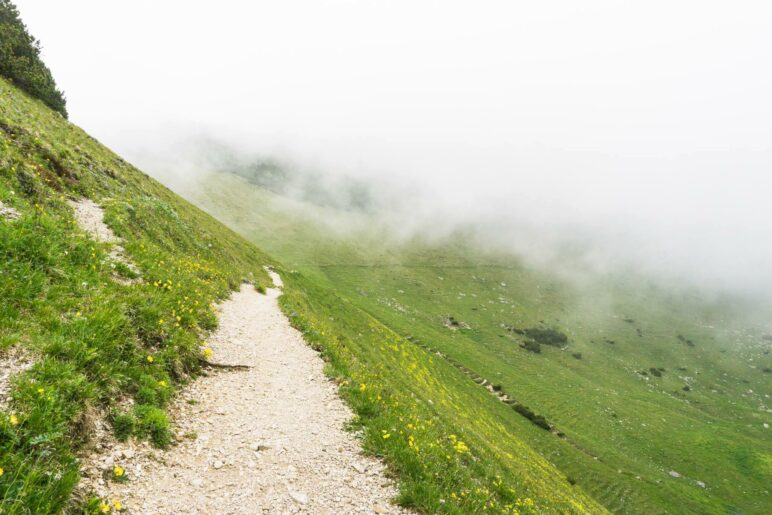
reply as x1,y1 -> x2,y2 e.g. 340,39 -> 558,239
14,1 -> 772,297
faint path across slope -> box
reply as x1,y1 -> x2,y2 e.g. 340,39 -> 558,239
0,348 -> 33,410
69,199 -> 120,244
92,273 -> 405,514
1,201 -> 29,410
69,198 -> 140,283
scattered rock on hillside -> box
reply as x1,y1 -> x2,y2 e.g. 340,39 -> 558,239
0,348 -> 34,409
444,316 -> 470,330
0,200 -> 21,221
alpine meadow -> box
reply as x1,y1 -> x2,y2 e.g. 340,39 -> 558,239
1,1 -> 771,514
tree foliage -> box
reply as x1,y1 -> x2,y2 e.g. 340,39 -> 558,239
0,0 -> 67,116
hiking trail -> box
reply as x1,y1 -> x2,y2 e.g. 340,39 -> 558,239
84,270 -> 406,514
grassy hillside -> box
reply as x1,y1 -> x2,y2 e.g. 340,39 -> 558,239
0,78 -> 273,513
1,66 -> 769,513
175,172 -> 772,514
0,75 -> 605,514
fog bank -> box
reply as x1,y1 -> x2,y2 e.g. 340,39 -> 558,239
15,0 -> 772,300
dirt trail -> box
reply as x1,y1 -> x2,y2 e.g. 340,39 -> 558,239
92,272 -> 405,514
68,198 -> 140,283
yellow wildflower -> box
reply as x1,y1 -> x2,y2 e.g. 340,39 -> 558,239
202,347 -> 213,359
359,383 -> 366,392
37,387 -> 45,395
158,380 -> 167,387
382,433 -> 391,440
113,465 -> 125,477
0,467 -> 4,476
146,355 -> 154,363
112,500 -> 123,511
9,414 -> 18,426
99,502 -> 110,513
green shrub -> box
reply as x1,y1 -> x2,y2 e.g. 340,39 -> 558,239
134,405 -> 172,448
112,413 -> 135,442
0,1 -> 67,116
523,327 -> 568,347
520,340 -> 541,353
135,374 -> 171,407
135,385 -> 158,406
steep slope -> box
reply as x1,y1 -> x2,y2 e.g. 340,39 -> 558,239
0,78 -> 607,514
0,78 -> 274,512
174,171 -> 772,514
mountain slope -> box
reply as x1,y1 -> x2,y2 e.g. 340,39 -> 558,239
0,77 -> 273,513
173,171 -> 772,514
0,78 -> 607,514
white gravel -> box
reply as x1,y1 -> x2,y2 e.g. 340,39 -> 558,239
87,277 -> 407,514
0,200 -> 21,221
69,199 -> 119,243
0,347 -> 34,410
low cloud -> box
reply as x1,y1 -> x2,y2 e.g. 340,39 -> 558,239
15,0 -> 772,302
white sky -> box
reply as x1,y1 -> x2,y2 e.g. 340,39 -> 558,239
14,0 -> 772,297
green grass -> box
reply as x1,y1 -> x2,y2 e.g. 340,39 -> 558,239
0,78 -> 272,513
1,72 -> 769,514
178,171 -> 772,514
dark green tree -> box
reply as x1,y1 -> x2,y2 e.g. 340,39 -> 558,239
0,0 -> 67,116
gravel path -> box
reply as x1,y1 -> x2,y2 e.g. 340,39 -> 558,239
93,272 -> 406,514
68,198 -> 140,283
69,198 -> 119,243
